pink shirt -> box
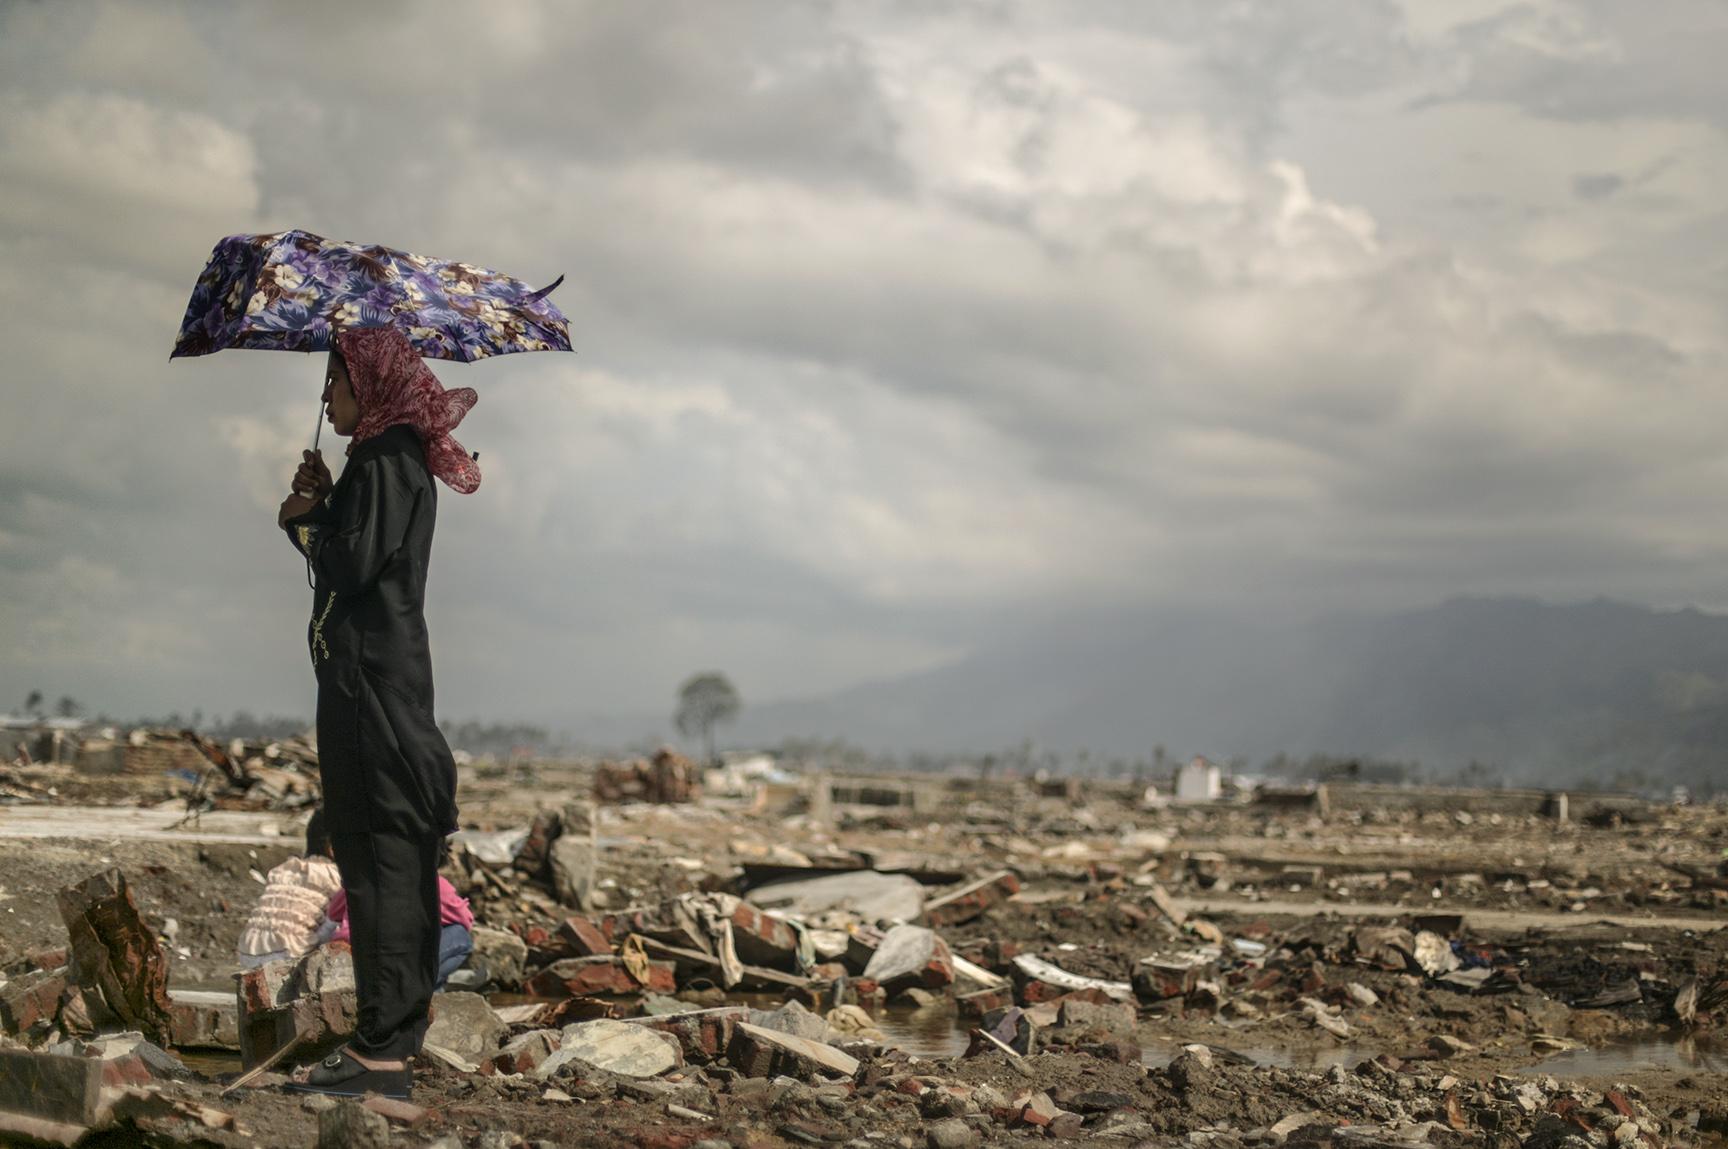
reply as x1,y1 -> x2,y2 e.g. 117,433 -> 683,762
326,877 -> 473,943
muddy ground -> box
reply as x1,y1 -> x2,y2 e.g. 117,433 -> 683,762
6,760 -> 1728,1147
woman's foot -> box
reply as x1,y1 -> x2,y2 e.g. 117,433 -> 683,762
286,1047 -> 412,1098
288,1047 -> 405,1080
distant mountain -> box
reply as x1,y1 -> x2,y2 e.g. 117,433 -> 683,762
732,598 -> 1728,790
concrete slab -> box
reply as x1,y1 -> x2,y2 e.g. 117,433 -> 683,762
746,870 -> 927,925
0,804 -> 294,844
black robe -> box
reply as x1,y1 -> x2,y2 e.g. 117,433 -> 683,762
285,424 -> 458,842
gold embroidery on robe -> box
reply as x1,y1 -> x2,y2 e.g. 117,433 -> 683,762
310,590 -> 335,663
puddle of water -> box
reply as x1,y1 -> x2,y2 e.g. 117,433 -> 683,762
874,1006 -> 972,1059
176,1048 -> 244,1077
1522,1037 -> 1728,1077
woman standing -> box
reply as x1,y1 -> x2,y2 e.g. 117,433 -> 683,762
276,325 -> 480,1098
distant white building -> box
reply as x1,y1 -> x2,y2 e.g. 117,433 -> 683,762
1175,756 -> 1222,802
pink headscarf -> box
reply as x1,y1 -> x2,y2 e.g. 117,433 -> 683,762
336,326 -> 482,494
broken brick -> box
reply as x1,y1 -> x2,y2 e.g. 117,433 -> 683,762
1134,962 -> 1211,1000
100,1053 -> 153,1088
491,1029 -> 561,1075
633,1007 -> 749,1063
730,904 -> 799,968
526,956 -> 676,997
560,915 -> 615,957
979,940 -> 1019,973
0,1047 -> 103,1127
956,988 -> 1011,1022
1016,1092 -> 1060,1127
167,990 -> 240,1049
0,970 -> 66,1034
726,1022 -> 860,1079
1048,1112 -> 1085,1139
923,870 -> 1021,928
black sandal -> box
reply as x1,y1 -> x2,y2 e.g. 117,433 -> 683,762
286,1048 -> 413,1099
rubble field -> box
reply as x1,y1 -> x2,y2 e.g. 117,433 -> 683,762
5,745 -> 1728,1149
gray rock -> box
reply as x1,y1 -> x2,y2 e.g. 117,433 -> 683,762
130,1039 -> 189,1080
1069,1089 -> 1135,1112
861,925 -> 936,985
1525,1115 -> 1596,1149
666,1081 -> 714,1111
316,1101 -> 390,1149
764,1000 -> 830,1043
551,801 -> 597,909
300,945 -> 357,994
1056,998 -> 1132,1031
535,1018 -> 678,1079
926,1117 -> 980,1149
618,1077 -> 675,1100
1168,1048 -> 1214,1093
920,1089 -> 971,1118
468,927 -> 528,990
769,1079 -> 816,1111
423,991 -> 508,1057
300,1092 -> 338,1113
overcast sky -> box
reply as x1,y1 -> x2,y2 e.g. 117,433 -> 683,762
2,0 -> 1726,732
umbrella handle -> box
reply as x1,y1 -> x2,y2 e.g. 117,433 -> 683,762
292,394 -> 324,498
300,393 -> 326,590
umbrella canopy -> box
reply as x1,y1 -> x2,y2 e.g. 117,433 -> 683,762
170,229 -> 571,362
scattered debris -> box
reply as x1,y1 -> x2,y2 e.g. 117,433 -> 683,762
57,868 -> 175,1047
4,755 -> 1728,1148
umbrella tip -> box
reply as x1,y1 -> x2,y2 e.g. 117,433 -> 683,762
527,275 -> 565,301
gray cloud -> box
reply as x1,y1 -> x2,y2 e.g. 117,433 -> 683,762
1,0 -> 1725,733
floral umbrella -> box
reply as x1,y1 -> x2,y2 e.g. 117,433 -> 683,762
169,229 -> 571,362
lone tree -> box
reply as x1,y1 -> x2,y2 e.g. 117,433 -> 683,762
674,672 -> 741,765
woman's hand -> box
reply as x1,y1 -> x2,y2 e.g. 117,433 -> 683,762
293,450 -> 333,500
280,452 -> 332,528
279,492 -> 317,528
